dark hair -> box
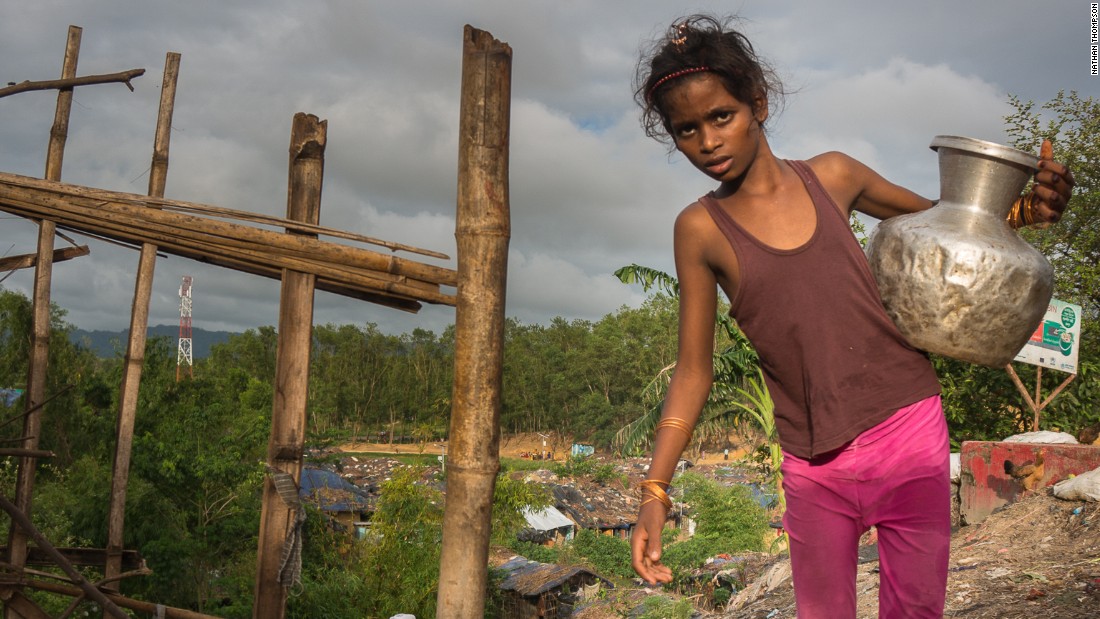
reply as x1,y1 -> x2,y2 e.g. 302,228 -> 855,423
635,15 -> 785,144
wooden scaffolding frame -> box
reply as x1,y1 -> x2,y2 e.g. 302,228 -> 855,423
0,24 -> 510,619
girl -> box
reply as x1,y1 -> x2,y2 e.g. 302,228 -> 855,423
629,15 -> 1073,618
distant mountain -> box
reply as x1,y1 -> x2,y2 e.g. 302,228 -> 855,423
70,325 -> 235,359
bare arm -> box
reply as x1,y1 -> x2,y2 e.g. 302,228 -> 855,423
632,205 -> 717,585
808,142 -> 1074,223
807,151 -> 933,220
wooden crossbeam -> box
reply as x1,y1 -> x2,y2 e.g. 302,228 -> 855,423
0,245 -> 89,274
0,172 -> 458,309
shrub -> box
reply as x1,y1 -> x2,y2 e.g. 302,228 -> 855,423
568,528 -> 635,579
659,472 -> 769,578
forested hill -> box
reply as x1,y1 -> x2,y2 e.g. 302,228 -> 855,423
70,325 -> 233,359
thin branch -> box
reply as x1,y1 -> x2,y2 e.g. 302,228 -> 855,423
0,68 -> 146,98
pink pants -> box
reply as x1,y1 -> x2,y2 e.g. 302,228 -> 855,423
781,395 -> 950,618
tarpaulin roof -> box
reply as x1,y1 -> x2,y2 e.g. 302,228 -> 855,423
522,505 -> 574,532
300,466 -> 373,513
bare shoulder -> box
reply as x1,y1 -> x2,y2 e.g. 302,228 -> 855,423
805,151 -> 932,219
675,200 -> 712,230
804,151 -> 870,187
674,201 -> 721,264
800,152 -> 869,213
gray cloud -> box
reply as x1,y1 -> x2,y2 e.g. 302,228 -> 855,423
1,0 -> 1092,336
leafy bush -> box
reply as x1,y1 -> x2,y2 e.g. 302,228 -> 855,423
552,455 -> 625,487
492,472 -> 552,545
568,528 -> 636,579
552,454 -> 597,477
659,472 -> 769,578
506,540 -> 560,564
637,595 -> 694,619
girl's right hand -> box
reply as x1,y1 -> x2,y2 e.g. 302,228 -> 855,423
631,501 -> 673,584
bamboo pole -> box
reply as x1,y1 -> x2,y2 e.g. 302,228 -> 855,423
0,175 -> 458,287
3,593 -> 50,619
0,494 -> 127,618
5,27 -> 81,605
0,172 -> 449,261
437,25 -> 511,619
23,580 -> 222,619
253,113 -> 325,619
0,200 -> 447,309
104,51 -> 181,590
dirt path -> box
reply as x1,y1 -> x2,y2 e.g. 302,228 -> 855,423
337,433 -> 753,465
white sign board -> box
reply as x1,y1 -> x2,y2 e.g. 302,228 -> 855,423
1013,298 -> 1082,373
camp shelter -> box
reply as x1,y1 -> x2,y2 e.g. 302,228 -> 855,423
496,556 -> 610,619
299,466 -> 374,534
518,506 -> 575,546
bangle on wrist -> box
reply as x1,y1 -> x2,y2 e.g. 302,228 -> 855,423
1007,193 -> 1041,229
638,478 -> 673,511
655,417 -> 694,441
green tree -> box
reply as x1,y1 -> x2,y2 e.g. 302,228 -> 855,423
1006,91 -> 1100,352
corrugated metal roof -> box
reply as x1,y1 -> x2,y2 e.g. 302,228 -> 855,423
522,505 -> 574,532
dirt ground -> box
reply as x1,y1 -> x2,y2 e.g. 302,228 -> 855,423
338,432 -> 748,464
724,490 -> 1100,618
336,434 -> 1100,617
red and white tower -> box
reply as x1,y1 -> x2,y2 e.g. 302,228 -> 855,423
176,276 -> 193,381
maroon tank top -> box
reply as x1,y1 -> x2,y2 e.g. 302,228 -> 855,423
700,160 -> 941,458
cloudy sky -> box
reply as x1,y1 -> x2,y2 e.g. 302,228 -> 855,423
0,1 -> 1095,336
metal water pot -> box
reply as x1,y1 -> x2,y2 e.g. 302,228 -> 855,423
864,135 -> 1053,367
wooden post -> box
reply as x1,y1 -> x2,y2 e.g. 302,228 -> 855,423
5,25 -> 81,597
104,51 -> 181,589
253,113 -> 325,619
1005,363 -> 1077,432
437,25 -> 511,618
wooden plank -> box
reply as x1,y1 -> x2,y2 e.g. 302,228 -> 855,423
4,592 -> 51,619
0,493 -> 128,618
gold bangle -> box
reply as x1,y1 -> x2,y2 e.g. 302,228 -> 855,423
1008,192 -> 1042,229
638,479 -> 673,510
641,495 -> 671,510
655,417 -> 694,440
1007,195 -> 1025,229
1022,193 -> 1036,226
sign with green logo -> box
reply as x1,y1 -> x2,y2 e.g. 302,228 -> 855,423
1013,298 -> 1082,373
